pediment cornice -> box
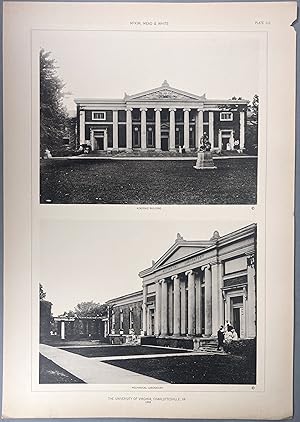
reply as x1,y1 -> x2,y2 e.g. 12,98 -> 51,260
125,80 -> 206,103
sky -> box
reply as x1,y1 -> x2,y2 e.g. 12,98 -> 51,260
40,219 -> 253,315
38,30 -> 262,112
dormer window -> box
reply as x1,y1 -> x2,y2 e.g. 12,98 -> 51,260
92,111 -> 106,121
220,112 -> 233,121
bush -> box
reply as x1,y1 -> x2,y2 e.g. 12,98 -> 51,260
227,338 -> 256,362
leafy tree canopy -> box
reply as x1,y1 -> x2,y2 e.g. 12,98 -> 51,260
60,301 -> 107,318
39,283 -> 46,300
40,48 -> 69,153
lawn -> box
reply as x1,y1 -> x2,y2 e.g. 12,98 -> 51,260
61,345 -> 188,358
39,354 -> 85,384
105,354 -> 256,384
40,158 -> 257,204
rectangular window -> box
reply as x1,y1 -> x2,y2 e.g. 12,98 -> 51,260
129,309 -> 133,330
220,112 -> 233,121
120,311 -> 123,331
92,111 -> 106,120
147,127 -> 155,147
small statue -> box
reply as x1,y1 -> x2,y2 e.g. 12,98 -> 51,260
198,132 -> 211,152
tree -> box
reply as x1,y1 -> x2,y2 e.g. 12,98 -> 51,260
39,283 -> 46,300
245,94 -> 259,155
40,49 -> 69,154
73,301 -> 106,318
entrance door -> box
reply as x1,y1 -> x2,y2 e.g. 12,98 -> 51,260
233,308 -> 241,337
95,137 -> 104,150
150,309 -> 155,335
161,131 -> 169,151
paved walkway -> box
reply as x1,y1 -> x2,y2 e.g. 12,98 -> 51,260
40,344 -> 167,384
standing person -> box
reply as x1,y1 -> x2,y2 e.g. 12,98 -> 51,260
232,328 -> 238,340
217,325 -> 225,350
224,329 -> 233,353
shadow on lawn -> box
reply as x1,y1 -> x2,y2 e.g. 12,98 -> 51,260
105,354 -> 256,384
40,158 -> 257,205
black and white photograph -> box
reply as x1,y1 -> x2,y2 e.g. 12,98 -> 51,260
39,30 -> 261,205
39,220 -> 257,385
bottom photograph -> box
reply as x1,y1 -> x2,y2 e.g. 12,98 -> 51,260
39,220 -> 257,385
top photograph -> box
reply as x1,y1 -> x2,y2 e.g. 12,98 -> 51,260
39,30 -> 262,205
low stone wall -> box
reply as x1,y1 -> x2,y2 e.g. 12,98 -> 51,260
141,336 -> 194,350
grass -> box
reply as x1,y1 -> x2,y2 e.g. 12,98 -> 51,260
40,158 -> 257,204
105,354 -> 256,384
61,345 -> 188,358
39,354 -> 85,384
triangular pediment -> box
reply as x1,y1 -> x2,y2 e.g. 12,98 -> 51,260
126,81 -> 205,102
152,239 -> 213,271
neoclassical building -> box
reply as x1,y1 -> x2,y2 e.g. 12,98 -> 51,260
104,224 -> 256,344
75,81 -> 248,153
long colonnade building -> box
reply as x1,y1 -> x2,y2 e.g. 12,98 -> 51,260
103,224 -> 256,344
75,80 -> 248,153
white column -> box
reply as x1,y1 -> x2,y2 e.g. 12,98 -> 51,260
196,108 -> 204,149
161,279 -> 168,336
209,111 -> 214,149
203,265 -> 212,336
126,108 -> 133,150
195,272 -> 202,336
142,285 -> 147,335
79,109 -> 85,144
169,108 -> 176,150
154,108 -> 162,150
183,108 -> 191,151
240,111 -> 245,150
211,263 -> 220,336
90,129 -> 95,151
180,278 -> 187,335
247,254 -> 256,338
218,262 -> 225,327
172,275 -> 181,336
61,321 -> 65,340
155,281 -> 161,336
186,270 -> 196,336
113,110 -> 118,150
140,107 -> 147,150
103,129 -> 108,151
168,282 -> 173,334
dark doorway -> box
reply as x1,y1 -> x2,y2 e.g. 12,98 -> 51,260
161,137 -> 169,151
95,137 -> 104,150
233,308 -> 241,337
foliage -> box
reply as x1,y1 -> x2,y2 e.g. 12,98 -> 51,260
40,49 -> 69,154
245,94 -> 259,155
40,283 -> 46,300
74,301 -> 106,317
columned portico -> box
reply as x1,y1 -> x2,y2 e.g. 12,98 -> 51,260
140,225 -> 256,343
76,81 -> 249,153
